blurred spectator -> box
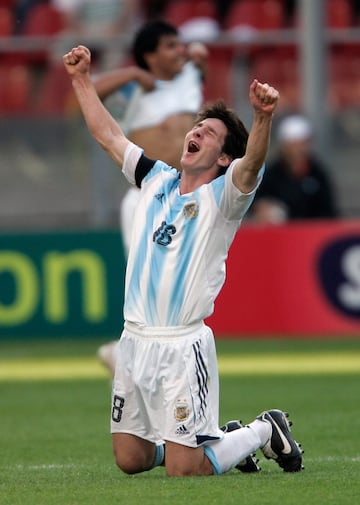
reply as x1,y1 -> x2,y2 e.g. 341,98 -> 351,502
215,0 -> 297,26
251,115 -> 339,223
0,4 -> 15,36
51,0 -> 141,38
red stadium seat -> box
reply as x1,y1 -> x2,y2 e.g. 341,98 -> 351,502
34,62 -> 77,116
0,6 -> 14,36
20,3 -> 67,65
163,0 -> 194,27
250,48 -> 300,111
192,0 -> 218,20
251,43 -> 360,112
259,0 -> 286,30
223,0 -> 286,56
224,0 -> 285,31
22,3 -> 66,36
0,0 -> 16,7
223,0 -> 259,31
326,0 -> 353,28
329,47 -> 360,108
0,64 -> 32,115
203,46 -> 233,103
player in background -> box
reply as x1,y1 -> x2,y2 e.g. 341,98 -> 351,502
63,44 -> 304,478
92,20 -> 208,170
95,20 -> 208,374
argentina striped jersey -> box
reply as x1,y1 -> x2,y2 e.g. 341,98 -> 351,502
122,143 -> 263,327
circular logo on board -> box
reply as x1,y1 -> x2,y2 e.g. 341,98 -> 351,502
317,236 -> 360,319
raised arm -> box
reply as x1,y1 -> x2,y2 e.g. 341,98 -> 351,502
232,79 -> 279,194
93,65 -> 156,101
93,41 -> 208,101
63,45 -> 131,167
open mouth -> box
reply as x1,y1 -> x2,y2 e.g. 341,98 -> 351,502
187,140 -> 200,153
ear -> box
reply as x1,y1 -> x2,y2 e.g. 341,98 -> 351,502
217,153 -> 232,167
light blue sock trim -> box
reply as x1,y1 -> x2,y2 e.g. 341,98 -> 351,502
204,446 -> 222,475
151,443 -> 165,469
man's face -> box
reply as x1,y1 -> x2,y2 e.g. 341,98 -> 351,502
281,138 -> 311,167
181,118 -> 229,172
146,35 -> 187,79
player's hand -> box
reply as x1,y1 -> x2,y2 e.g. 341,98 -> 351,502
187,42 -> 209,73
249,79 -> 279,115
187,42 -> 209,62
63,45 -> 91,76
134,67 -> 156,91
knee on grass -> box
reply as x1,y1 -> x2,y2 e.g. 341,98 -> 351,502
114,450 -> 154,475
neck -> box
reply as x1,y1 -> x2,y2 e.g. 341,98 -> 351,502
179,169 -> 218,195
151,68 -> 177,81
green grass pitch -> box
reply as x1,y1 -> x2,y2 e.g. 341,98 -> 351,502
1,337 -> 359,505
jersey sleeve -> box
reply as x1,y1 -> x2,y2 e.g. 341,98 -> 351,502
219,160 -> 265,221
122,142 -> 143,185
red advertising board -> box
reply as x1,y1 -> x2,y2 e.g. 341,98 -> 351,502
207,220 -> 360,336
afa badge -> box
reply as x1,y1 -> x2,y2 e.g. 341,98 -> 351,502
174,399 -> 190,422
183,200 -> 199,220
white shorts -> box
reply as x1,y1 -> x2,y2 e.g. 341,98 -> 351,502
111,321 -> 224,448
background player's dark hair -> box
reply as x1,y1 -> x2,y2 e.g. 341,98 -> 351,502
195,100 -> 249,174
132,20 -> 178,70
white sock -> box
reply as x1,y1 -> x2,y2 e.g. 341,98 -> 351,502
204,420 -> 271,474
150,443 -> 165,469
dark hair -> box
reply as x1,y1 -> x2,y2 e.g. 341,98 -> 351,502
195,100 -> 249,174
132,20 -> 178,70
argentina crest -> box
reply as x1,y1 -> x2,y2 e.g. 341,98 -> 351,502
183,200 -> 199,220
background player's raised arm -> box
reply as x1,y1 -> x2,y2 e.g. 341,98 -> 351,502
93,66 -> 156,100
93,40 -> 208,102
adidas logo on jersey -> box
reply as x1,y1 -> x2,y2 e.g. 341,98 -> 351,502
175,424 -> 189,435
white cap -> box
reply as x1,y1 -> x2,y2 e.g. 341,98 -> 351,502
277,115 -> 313,142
